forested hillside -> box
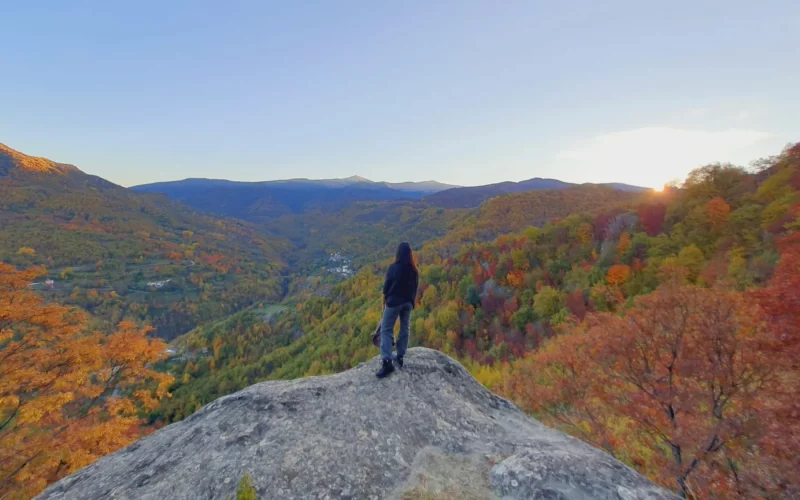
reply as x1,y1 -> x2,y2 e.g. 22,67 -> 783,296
0,143 -> 290,339
160,144 -> 800,497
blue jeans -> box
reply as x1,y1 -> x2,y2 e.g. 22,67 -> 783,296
381,303 -> 412,360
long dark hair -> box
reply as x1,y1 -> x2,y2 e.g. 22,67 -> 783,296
395,241 -> 418,275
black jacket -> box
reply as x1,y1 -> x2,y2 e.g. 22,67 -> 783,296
383,262 -> 418,308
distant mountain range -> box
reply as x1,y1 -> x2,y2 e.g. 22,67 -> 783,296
132,176 -> 458,219
132,175 -> 647,218
134,176 -> 456,194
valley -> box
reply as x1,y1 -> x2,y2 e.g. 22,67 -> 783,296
151,144 -> 800,498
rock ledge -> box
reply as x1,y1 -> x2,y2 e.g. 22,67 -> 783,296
40,348 -> 674,499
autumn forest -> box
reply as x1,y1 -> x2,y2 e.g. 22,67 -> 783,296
2,141 -> 799,498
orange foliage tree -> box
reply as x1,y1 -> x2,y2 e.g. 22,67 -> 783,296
506,270 -> 525,288
505,285 -> 779,498
606,264 -> 631,287
0,264 -> 173,498
706,197 -> 731,229
617,232 -> 631,256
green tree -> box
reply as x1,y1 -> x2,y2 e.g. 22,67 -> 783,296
511,248 -> 529,270
677,244 -> 704,281
727,248 -> 751,289
564,265 -> 590,291
457,275 -> 473,301
761,193 -> 795,229
236,473 -> 257,500
512,306 -> 537,331
524,226 -> 542,242
465,286 -> 481,308
533,286 -> 562,320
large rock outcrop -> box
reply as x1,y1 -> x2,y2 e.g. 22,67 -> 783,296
40,348 -> 675,499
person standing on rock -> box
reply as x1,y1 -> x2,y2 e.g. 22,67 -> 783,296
376,241 -> 419,378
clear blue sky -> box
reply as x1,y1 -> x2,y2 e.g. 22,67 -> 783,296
1,1 -> 798,188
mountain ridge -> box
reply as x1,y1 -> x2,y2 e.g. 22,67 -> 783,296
132,174 -> 647,219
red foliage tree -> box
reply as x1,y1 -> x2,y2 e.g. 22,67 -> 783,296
749,234 -> 800,495
506,285 -> 781,498
565,290 -> 587,320
637,202 -> 667,236
593,211 -> 615,240
480,291 -> 501,316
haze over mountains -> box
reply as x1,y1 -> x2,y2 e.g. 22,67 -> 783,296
136,175 -> 456,192
132,173 -> 647,218
132,176 -> 456,219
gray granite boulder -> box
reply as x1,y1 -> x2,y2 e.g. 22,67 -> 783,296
40,348 -> 675,499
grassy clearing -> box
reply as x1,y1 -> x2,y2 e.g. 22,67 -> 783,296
251,303 -> 287,318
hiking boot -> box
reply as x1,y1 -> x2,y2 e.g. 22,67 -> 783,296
375,358 -> 395,378
393,355 -> 404,369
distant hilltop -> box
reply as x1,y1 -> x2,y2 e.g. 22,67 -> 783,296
40,348 -> 674,500
0,142 -> 79,176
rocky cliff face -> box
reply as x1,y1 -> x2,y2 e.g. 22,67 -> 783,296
40,348 -> 675,499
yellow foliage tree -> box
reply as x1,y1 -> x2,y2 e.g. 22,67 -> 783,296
0,263 -> 173,498
576,223 -> 593,245
420,285 -> 438,309
658,257 -> 689,284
